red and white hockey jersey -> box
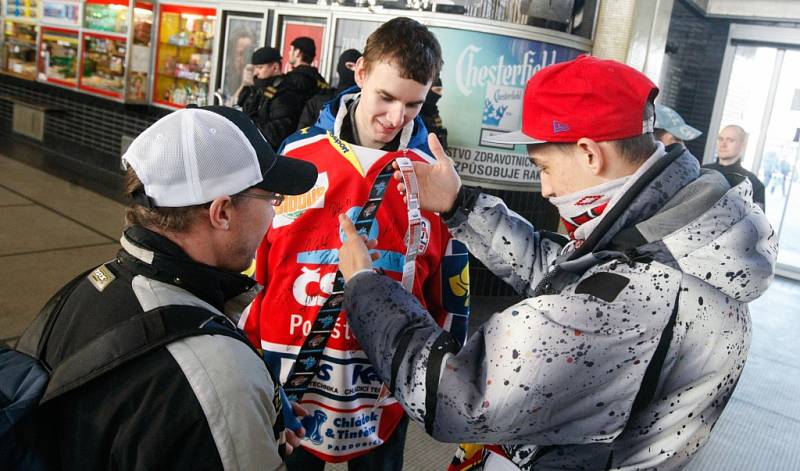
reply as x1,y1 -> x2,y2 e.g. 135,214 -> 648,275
242,127 -> 470,463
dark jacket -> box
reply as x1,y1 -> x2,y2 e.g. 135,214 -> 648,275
238,75 -> 304,150
14,226 -> 284,471
283,64 -> 329,105
296,88 -> 336,130
704,160 -> 766,209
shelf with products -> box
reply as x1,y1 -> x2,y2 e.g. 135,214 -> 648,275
79,32 -> 127,98
83,0 -> 130,35
41,0 -> 81,27
4,0 -> 40,21
38,26 -> 79,88
2,19 -> 38,79
153,4 -> 216,108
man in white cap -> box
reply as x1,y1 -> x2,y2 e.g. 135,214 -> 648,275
653,103 -> 702,146
9,106 -> 317,470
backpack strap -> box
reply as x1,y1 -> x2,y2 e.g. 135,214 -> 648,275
41,305 -> 251,403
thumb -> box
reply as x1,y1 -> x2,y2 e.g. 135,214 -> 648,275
428,133 -> 453,169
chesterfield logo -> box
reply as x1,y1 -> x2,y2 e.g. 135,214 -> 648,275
273,173 -> 328,228
455,45 -> 559,97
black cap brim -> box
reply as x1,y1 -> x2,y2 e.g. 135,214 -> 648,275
256,155 -> 318,195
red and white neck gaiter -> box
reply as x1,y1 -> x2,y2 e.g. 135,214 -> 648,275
549,177 -> 629,244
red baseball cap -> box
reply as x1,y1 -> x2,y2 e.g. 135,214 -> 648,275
486,55 -> 658,145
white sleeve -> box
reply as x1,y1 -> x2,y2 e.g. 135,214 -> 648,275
167,335 -> 285,471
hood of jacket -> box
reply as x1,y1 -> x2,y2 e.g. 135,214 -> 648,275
315,85 -> 431,152
561,144 -> 777,303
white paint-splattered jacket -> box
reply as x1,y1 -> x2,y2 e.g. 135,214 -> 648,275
342,145 -> 777,470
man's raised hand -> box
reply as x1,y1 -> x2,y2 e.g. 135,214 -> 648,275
394,133 -> 461,213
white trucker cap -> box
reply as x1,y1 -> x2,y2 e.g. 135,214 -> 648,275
122,105 -> 317,208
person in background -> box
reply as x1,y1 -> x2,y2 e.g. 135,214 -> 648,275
285,37 -> 329,106
419,75 -> 448,151
653,103 -> 701,147
241,17 -> 470,471
706,124 -> 766,209
9,106 -> 318,470
224,32 -> 256,105
236,46 -> 305,150
297,48 -> 362,130
335,55 -> 777,470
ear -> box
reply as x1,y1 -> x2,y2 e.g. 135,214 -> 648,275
354,57 -> 367,87
576,137 -> 605,176
207,196 -> 235,231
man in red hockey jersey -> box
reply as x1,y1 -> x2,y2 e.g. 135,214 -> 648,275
241,17 -> 470,471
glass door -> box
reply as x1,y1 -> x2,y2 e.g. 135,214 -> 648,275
715,44 -> 800,278
761,50 -> 800,275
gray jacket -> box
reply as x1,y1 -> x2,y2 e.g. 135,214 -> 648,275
342,145 -> 777,470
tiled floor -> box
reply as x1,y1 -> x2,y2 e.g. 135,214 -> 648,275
1,151 -> 797,470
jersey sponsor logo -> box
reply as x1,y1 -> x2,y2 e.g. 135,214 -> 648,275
305,410 -> 328,445
289,313 -> 355,341
326,132 -> 364,176
293,267 -> 337,307
273,172 -> 329,228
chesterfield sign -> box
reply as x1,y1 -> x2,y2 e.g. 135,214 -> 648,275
431,27 -> 584,189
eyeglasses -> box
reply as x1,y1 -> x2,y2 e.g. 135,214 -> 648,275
236,191 -> 285,207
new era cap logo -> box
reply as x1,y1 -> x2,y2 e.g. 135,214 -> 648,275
553,120 -> 571,134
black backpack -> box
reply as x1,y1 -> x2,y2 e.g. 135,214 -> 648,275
0,269 -> 263,470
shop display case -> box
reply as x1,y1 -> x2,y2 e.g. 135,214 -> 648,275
4,0 -> 40,21
41,0 -> 81,27
2,19 -> 38,78
153,4 -> 216,108
83,0 -> 129,34
80,31 -> 126,97
125,2 -> 153,102
73,0 -> 154,102
38,26 -> 79,87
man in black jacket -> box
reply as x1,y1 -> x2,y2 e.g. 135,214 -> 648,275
237,46 -> 305,149
284,37 -> 329,106
705,124 -> 766,209
13,106 -> 318,470
297,48 -> 361,130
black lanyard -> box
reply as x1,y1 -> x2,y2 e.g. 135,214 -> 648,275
282,161 -> 396,402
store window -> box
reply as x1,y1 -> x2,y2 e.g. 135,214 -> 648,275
153,4 -> 216,107
80,33 -> 127,98
5,0 -> 40,20
126,2 -> 154,102
41,0 -> 81,27
84,0 -> 130,35
39,27 -> 79,87
2,20 -> 38,79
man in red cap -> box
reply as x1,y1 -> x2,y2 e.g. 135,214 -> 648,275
335,55 -> 777,470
